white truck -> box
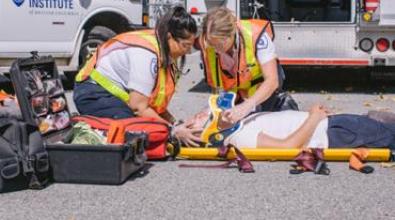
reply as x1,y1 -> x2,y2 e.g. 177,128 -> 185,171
0,0 -> 143,77
1,0 -> 394,77
185,0 -> 395,73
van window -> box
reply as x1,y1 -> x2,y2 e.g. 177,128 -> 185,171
242,0 -> 353,22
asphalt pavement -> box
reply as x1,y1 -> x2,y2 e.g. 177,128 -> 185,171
1,52 -> 395,220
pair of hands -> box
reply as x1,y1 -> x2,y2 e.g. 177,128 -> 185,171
173,120 -> 202,147
173,101 -> 254,146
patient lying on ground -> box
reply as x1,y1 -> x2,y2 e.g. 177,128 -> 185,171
186,104 -> 395,150
226,107 -> 329,148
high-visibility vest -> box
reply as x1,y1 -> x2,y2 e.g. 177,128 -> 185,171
198,19 -> 274,98
75,30 -> 176,114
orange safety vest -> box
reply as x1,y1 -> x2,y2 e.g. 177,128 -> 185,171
75,30 -> 176,114
198,19 -> 274,98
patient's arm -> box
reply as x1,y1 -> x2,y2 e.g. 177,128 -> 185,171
257,104 -> 328,148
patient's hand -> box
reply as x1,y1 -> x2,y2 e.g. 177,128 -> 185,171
309,104 -> 329,120
222,100 -> 254,123
218,112 -> 235,130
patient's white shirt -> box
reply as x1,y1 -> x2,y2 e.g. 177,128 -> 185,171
225,111 -> 329,148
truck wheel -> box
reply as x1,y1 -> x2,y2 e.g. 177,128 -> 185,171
79,26 -> 116,67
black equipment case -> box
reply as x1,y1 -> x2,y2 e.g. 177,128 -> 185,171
10,52 -> 147,185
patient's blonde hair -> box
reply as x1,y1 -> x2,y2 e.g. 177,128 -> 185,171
202,7 -> 237,39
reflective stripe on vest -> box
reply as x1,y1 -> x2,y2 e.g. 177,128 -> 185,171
90,69 -> 130,103
134,32 -> 170,110
207,47 -> 222,88
239,20 -> 262,97
152,65 -> 167,109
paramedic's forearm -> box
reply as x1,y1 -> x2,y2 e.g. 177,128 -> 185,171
246,59 -> 279,106
137,107 -> 168,122
128,91 -> 168,123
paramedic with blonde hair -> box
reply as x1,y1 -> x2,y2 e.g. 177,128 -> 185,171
196,7 -> 298,124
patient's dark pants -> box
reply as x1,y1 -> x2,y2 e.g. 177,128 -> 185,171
328,114 -> 395,150
73,81 -> 135,119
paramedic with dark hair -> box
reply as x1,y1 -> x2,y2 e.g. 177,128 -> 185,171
73,6 -> 201,146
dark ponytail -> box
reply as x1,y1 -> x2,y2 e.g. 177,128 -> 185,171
156,6 -> 197,68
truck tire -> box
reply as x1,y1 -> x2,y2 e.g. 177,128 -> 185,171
79,26 -> 116,67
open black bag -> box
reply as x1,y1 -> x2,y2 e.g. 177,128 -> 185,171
9,52 -> 147,185
0,118 -> 49,193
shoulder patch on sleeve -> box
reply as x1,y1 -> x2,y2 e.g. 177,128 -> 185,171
257,35 -> 268,49
150,58 -> 158,78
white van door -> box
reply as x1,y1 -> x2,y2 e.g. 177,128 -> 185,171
0,0 -> 82,56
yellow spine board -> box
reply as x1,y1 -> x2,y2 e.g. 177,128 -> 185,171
178,148 -> 391,162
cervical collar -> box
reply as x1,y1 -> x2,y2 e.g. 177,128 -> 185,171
201,92 -> 243,147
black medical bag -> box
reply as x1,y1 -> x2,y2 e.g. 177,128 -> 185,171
0,118 -> 49,193
9,52 -> 147,185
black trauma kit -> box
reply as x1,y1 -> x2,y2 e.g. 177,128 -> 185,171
0,53 -> 147,192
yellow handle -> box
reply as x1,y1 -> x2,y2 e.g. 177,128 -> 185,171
178,148 -> 391,162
